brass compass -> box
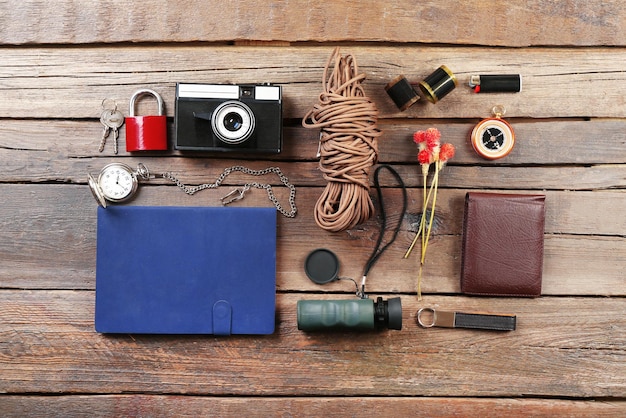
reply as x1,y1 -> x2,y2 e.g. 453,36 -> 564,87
470,105 -> 515,160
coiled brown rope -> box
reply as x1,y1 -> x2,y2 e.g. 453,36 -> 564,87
302,48 -> 381,232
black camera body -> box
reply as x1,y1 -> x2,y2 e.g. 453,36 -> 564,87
175,83 -> 282,153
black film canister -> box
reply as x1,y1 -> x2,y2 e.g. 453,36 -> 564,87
385,75 -> 420,111
469,74 -> 522,93
418,65 -> 458,103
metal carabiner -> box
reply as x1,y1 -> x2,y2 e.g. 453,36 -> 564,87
220,186 -> 249,205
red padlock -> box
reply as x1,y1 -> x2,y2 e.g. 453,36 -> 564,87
125,89 -> 168,151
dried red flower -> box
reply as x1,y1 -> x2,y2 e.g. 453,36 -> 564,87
413,131 -> 426,144
424,128 -> 441,149
407,127 -> 454,301
439,143 -> 456,162
418,149 -> 432,165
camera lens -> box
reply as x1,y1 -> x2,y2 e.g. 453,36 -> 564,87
224,112 -> 244,132
211,101 -> 256,144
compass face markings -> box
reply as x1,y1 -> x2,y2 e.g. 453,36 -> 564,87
482,127 -> 505,150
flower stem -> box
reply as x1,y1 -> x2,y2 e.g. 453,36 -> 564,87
404,222 -> 422,258
417,264 -> 423,301
421,162 -> 440,266
417,162 -> 441,299
404,171 -> 436,258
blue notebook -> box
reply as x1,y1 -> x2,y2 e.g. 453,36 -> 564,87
95,206 -> 277,335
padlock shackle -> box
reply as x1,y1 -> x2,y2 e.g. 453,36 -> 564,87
129,89 -> 164,117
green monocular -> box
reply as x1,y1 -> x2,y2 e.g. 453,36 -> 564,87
297,297 -> 402,331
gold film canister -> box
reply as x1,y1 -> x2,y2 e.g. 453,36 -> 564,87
418,65 -> 458,103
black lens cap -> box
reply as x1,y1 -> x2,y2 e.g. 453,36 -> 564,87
304,248 -> 340,284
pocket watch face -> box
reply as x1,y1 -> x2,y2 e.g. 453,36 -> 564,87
471,117 -> 515,160
97,163 -> 138,202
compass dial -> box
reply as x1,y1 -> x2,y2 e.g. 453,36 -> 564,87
471,117 -> 515,160
482,127 -> 505,150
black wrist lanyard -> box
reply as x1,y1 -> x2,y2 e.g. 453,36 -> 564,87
358,164 -> 408,298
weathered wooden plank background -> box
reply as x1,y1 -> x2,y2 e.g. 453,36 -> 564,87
0,0 -> 624,416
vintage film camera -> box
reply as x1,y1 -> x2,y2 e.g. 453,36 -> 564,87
175,83 -> 282,153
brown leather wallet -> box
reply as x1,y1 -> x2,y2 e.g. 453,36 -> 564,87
460,192 -> 546,297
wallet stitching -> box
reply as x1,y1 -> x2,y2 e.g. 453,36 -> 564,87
462,290 -> 540,298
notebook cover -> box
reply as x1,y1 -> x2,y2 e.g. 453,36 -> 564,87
95,206 -> 277,334
460,192 -> 545,297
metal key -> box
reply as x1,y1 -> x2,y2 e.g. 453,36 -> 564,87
100,109 -> 125,154
99,110 -> 112,152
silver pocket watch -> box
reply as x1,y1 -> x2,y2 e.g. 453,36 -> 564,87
88,162 -> 150,207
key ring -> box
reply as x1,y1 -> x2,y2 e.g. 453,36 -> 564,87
416,307 -> 436,328
101,98 -> 118,112
492,104 -> 506,118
